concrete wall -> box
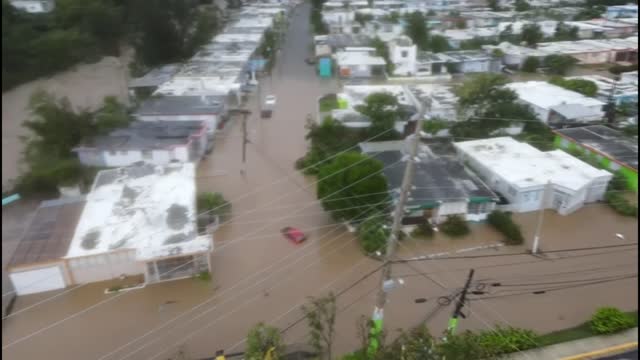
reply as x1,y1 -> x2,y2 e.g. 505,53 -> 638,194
67,250 -> 143,285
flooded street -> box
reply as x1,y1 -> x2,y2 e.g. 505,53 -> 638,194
1,4 -> 638,360
1,51 -> 131,189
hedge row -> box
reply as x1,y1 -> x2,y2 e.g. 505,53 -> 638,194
487,210 -> 524,245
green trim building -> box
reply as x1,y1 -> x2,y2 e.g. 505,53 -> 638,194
553,125 -> 638,192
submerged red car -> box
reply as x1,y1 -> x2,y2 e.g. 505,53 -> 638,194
281,227 -> 307,244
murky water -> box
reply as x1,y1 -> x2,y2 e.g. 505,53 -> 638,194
2,4 -> 637,360
1,50 -> 132,189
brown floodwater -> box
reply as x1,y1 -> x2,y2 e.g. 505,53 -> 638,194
2,4 -> 638,360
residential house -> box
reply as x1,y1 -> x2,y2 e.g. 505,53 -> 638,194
454,137 -> 612,215
606,5 -> 638,19
334,48 -> 387,78
582,18 -> 638,38
444,50 -> 502,74
460,11 -> 517,28
388,36 -> 419,77
73,121 -> 209,168
431,28 -> 499,49
7,162 -> 214,296
360,140 -> 499,225
128,64 -> 181,99
505,81 -> 606,124
408,84 -> 459,120
135,96 -> 228,137
554,125 -> 638,191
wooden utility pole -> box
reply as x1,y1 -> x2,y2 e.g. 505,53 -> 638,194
446,269 -> 475,336
367,90 -> 427,356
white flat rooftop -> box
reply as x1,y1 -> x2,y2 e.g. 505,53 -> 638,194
66,162 -> 211,262
454,137 -> 611,191
155,77 -> 240,96
213,33 -> 263,43
334,51 -> 386,66
505,81 -> 606,110
340,85 -> 415,108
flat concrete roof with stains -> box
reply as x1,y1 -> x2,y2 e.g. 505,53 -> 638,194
9,197 -> 86,268
65,162 -> 211,262
554,125 -> 638,170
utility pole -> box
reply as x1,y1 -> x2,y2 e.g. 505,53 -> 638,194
532,180 -> 551,254
446,269 -> 475,336
367,90 -> 427,356
605,75 -> 619,124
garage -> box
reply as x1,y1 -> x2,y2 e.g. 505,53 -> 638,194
9,265 -> 67,296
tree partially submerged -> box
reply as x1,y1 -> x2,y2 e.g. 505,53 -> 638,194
246,323 -> 284,360
301,293 -> 337,360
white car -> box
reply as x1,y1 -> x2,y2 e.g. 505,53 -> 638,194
264,95 -> 277,107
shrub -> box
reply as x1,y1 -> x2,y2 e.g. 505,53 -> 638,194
196,192 -> 231,218
487,210 -> 525,245
358,214 -> 390,254
605,191 -> 637,217
522,57 -> 541,73
440,215 -> 470,238
411,222 -> 435,238
609,63 -> 638,75
476,326 -> 539,356
591,307 -> 636,334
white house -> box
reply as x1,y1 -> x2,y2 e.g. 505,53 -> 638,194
606,4 -> 638,19
454,137 -> 613,215
568,74 -> 638,105
505,81 -> 606,124
73,121 -> 210,168
8,162 -> 214,295
388,36 -> 418,76
334,48 -> 387,77
409,84 -> 459,120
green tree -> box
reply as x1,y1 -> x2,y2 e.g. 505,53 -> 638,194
515,0 -> 532,11
317,152 -> 389,222
429,35 -> 451,53
357,214 -> 390,254
549,77 -> 598,96
521,23 -> 544,47
405,11 -> 430,50
94,96 -> 132,134
196,192 -> 231,217
354,12 -> 373,26
298,116 -> 363,174
543,54 -> 578,75
440,215 -> 470,237
521,56 -> 541,73
554,22 -> 579,41
454,73 -> 511,110
488,0 -> 501,11
245,323 -> 284,360
356,93 -> 403,140
371,37 -> 395,74
301,293 -> 338,360
573,5 -> 605,20
436,331 -> 489,360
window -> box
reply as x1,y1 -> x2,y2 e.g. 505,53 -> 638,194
401,50 -> 408,58
142,150 -> 152,160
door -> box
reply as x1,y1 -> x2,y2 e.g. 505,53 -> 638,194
10,265 -> 66,295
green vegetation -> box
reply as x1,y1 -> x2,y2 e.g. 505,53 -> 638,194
521,56 -> 541,73
2,0 -> 220,90
354,12 -> 373,26
590,307 -> 637,334
487,211 -> 525,245
429,35 -> 452,53
296,116 -> 364,175
246,323 -> 284,360
549,76 -> 598,97
355,93 -> 405,140
604,173 -> 637,217
411,222 -> 435,238
194,271 -> 211,281
440,215 -> 470,238
405,11 -> 430,50
515,0 -> 532,11
573,5 -> 605,20
521,24 -> 544,47
107,285 -> 123,292
488,0 -> 501,11
319,94 -> 340,113
357,214 -> 390,254
301,293 -> 337,360
311,0 -> 328,34
543,54 -> 578,75
538,310 -> 638,346
423,118 -> 450,135
370,37 -> 395,74
554,22 -> 579,41
196,192 -> 231,218
609,63 -> 638,75
317,152 -> 390,223
459,37 -> 498,50
15,91 -> 132,196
